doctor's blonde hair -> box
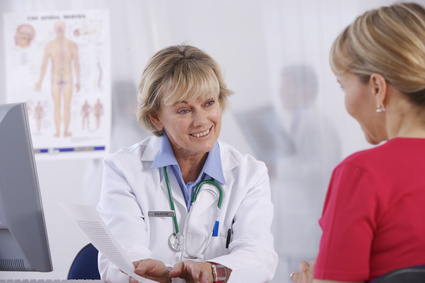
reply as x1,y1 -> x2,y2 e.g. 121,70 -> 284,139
330,2 -> 425,106
137,44 -> 234,136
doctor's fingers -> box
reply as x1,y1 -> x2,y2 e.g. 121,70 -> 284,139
171,261 -> 213,283
170,261 -> 200,279
189,261 -> 214,283
133,258 -> 169,277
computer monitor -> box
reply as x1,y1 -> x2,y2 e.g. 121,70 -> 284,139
0,102 -> 53,272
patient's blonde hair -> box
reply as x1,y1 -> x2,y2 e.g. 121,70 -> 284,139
330,2 -> 425,105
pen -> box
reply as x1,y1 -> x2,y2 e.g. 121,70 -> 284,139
226,228 -> 232,248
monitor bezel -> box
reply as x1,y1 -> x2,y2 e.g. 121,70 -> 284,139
0,102 -> 53,272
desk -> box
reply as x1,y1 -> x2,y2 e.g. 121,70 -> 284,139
0,280 -> 105,282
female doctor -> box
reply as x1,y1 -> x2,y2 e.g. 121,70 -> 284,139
97,44 -> 278,283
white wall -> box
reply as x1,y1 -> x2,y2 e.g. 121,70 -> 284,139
1,0 -> 422,282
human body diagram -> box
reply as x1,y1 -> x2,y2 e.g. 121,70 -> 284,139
35,21 -> 80,138
93,99 -> 104,129
34,101 -> 45,132
81,100 -> 92,130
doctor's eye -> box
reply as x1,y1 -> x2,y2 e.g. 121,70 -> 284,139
177,108 -> 190,115
205,100 -> 215,107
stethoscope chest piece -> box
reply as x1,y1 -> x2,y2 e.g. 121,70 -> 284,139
169,232 -> 184,252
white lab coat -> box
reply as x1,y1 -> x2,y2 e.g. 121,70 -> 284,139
97,136 -> 278,283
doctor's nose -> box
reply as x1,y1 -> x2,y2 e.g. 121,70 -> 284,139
192,109 -> 208,127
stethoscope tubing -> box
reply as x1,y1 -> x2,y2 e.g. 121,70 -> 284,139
192,179 -> 223,209
163,166 -> 180,235
163,166 -> 223,237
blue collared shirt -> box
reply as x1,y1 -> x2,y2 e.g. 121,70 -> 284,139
151,134 -> 225,210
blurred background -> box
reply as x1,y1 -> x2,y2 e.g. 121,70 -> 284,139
1,0 -> 420,282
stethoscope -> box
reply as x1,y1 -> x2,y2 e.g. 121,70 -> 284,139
163,166 -> 223,253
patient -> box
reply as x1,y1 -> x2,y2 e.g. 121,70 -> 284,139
290,2 -> 425,283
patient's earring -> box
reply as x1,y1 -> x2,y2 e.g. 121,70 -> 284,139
376,104 -> 386,112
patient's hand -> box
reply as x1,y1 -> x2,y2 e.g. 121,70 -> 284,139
290,259 -> 316,283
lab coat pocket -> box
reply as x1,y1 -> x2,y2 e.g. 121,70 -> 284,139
204,233 -> 229,259
148,214 -> 175,254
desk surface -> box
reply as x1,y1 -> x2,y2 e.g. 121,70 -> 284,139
0,280 -> 105,282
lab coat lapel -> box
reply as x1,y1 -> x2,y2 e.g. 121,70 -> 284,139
140,136 -> 161,162
143,136 -> 187,210
160,168 -> 187,211
218,140 -> 238,172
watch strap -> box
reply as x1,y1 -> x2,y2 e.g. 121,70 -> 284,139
211,263 -> 227,283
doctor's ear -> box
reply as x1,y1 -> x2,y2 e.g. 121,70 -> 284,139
149,111 -> 164,131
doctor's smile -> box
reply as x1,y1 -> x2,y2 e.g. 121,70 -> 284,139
190,126 -> 212,138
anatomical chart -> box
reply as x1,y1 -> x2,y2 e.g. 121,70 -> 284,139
4,9 -> 111,159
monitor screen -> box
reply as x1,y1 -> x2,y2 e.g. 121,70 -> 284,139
0,102 -> 53,272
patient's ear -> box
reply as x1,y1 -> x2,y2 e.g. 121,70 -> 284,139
370,73 -> 387,106
149,111 -> 163,131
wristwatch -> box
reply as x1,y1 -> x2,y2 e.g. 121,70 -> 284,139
211,263 -> 227,283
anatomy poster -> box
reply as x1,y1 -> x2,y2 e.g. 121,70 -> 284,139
3,10 -> 111,159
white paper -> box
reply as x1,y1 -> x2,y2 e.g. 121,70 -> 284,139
60,204 -> 145,282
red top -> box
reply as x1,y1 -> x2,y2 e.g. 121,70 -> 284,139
314,138 -> 425,282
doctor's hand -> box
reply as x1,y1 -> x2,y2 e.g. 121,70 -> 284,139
131,258 -> 170,283
170,260 -> 214,283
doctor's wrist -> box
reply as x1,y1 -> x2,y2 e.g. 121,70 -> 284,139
209,262 -> 231,283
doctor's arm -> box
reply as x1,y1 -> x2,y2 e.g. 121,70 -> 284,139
170,260 -> 232,283
132,259 -> 170,283
97,157 -> 168,283
208,161 -> 278,282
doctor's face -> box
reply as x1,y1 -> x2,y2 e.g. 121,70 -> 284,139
150,91 -> 222,159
